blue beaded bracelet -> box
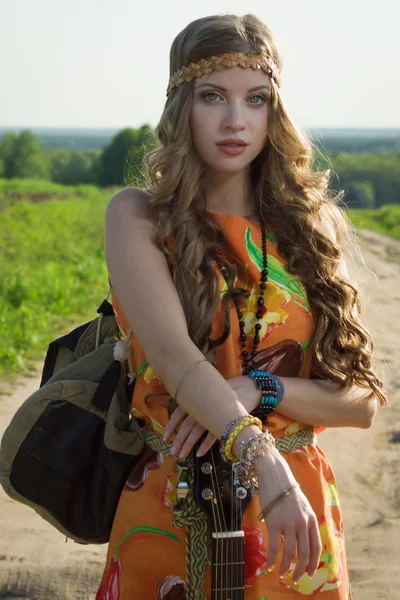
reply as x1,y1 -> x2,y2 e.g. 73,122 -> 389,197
248,370 -> 285,412
270,374 -> 284,403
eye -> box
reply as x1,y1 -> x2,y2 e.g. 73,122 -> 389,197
202,92 -> 221,102
249,94 -> 267,105
201,92 -> 268,105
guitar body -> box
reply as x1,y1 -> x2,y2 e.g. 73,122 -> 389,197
194,442 -> 252,600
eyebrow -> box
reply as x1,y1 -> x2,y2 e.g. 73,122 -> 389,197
195,83 -> 271,93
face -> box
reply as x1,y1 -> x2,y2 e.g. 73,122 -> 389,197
189,65 -> 271,175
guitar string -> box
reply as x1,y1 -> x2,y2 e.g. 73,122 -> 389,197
232,461 -> 236,598
235,462 -> 241,598
239,476 -> 243,598
231,466 -> 233,598
209,487 -> 219,600
208,451 -> 222,600
210,448 -> 225,600
233,458 -> 244,598
210,447 -> 229,600
213,445 -> 241,597
236,463 -> 244,598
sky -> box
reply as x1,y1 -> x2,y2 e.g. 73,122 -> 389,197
1,0 -> 399,131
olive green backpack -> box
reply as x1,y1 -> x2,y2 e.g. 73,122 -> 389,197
0,293 -> 145,545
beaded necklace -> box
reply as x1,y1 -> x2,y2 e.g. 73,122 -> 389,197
218,217 -> 268,375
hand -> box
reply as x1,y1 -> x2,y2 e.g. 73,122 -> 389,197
163,376 -> 259,458
256,454 -> 322,584
163,405 -> 217,458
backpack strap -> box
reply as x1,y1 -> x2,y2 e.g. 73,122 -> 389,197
91,286 -> 137,410
40,321 -> 92,387
95,286 -> 114,349
41,288 -> 116,388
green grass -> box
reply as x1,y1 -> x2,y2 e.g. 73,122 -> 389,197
0,178 -> 72,195
0,178 -> 399,378
348,204 -> 400,239
0,183 -> 113,377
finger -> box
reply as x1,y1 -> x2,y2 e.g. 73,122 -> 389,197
279,528 -> 296,579
169,416 -> 197,456
306,519 -> 322,578
292,525 -> 310,584
196,432 -> 218,457
163,406 -> 187,440
179,423 -> 206,458
265,525 -> 281,572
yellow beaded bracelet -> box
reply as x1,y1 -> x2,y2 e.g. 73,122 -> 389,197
223,415 -> 263,462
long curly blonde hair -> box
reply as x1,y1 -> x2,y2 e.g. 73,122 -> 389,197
141,13 -> 387,406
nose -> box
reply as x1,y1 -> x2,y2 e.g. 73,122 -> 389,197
223,99 -> 245,131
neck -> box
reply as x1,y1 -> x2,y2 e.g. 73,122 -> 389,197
211,533 -> 244,600
205,170 -> 255,218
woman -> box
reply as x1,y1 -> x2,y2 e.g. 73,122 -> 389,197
97,14 -> 387,600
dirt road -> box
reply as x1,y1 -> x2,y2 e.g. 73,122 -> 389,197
0,229 -> 398,599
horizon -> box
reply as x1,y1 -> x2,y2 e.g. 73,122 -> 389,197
2,125 -> 400,135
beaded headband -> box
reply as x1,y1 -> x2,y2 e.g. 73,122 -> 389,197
166,51 -> 281,96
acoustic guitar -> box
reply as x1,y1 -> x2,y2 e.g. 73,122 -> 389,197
193,442 -> 253,600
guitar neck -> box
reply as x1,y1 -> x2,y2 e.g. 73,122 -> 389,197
211,533 -> 244,600
194,441 -> 251,600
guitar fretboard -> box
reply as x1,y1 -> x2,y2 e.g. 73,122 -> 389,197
211,534 -> 244,600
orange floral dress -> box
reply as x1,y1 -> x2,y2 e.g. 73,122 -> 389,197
96,212 -> 352,600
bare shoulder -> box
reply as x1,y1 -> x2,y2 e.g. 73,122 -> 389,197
105,187 -> 157,229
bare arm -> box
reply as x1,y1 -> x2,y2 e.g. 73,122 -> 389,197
227,375 -> 378,428
105,188 -> 251,450
276,378 -> 377,427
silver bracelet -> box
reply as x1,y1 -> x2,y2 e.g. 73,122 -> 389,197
221,415 -> 248,444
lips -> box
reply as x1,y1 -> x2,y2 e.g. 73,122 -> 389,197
217,138 -> 248,146
217,143 -> 248,155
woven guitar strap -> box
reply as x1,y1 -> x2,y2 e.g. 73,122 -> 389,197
143,425 -> 316,599
143,426 -> 209,600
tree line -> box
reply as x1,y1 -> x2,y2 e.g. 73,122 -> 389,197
0,126 -> 155,189
0,127 -> 399,208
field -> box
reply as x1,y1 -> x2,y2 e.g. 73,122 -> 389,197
0,179 -> 399,377
0,180 -> 117,377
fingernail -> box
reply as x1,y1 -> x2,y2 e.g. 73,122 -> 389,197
179,451 -> 186,459
163,433 -> 168,441
196,449 -> 203,457
170,446 -> 176,455
279,570 -> 288,580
